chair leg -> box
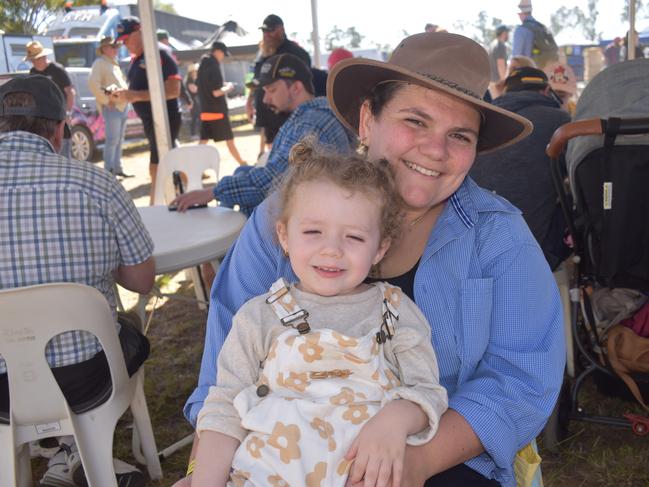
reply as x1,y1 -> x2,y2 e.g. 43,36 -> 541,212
16,443 -> 32,487
73,421 -> 119,487
130,371 -> 162,480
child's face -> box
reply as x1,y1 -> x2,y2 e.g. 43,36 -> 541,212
276,180 -> 389,297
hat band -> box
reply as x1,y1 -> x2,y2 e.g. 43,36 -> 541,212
417,71 -> 481,99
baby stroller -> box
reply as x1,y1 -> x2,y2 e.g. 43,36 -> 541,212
544,59 -> 649,449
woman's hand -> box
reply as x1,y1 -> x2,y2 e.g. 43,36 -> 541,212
344,400 -> 427,487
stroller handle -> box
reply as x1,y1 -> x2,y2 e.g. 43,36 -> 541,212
546,119 -> 603,159
546,117 -> 649,159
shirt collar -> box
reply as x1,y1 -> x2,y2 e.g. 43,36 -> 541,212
0,130 -> 57,154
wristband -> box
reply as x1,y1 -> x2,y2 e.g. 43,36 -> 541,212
186,458 -> 196,476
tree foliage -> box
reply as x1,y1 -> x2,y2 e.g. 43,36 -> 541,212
325,25 -> 364,50
0,0 -> 66,34
621,0 -> 649,23
549,0 -> 601,42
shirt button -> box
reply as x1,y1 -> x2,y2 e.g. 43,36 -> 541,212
256,384 -> 269,397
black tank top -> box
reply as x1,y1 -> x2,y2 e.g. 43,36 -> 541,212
365,260 -> 419,301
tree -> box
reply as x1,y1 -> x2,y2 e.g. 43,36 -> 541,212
549,2 -> 601,42
325,25 -> 365,50
0,0 -> 66,34
472,10 -> 504,48
621,0 -> 649,23
153,0 -> 176,14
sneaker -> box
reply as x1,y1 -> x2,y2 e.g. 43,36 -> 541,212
74,458 -> 145,487
39,447 -> 76,487
115,171 -> 134,179
30,437 -> 61,459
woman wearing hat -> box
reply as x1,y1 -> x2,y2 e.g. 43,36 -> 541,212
177,32 -> 564,487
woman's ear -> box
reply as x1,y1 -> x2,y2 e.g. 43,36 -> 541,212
373,238 -> 391,265
358,100 -> 373,143
276,221 -> 289,256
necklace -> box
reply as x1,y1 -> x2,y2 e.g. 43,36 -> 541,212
408,206 -> 435,228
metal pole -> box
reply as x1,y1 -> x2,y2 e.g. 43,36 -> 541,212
138,0 -> 172,196
628,0 -> 636,60
310,0 -> 321,68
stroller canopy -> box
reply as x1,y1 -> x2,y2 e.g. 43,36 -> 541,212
567,59 -> 649,186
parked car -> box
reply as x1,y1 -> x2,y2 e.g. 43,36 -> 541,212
66,67 -> 143,162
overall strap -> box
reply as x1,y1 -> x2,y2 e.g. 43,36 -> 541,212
265,278 -> 311,334
374,282 -> 400,344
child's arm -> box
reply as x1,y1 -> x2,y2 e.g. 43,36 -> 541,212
191,431 -> 240,487
345,399 -> 428,487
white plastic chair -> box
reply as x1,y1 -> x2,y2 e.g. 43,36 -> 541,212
153,144 -> 221,206
152,144 -> 222,309
0,283 -> 162,486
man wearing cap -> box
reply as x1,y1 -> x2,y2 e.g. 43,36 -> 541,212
0,74 -> 154,486
88,36 -> 132,178
247,14 -> 311,153
197,41 -> 246,165
471,66 -> 571,270
488,25 -> 510,97
512,0 -> 558,68
25,40 -> 75,157
112,16 -> 182,203
172,53 -> 354,216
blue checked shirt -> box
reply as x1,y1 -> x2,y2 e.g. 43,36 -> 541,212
0,131 -> 153,374
185,177 -> 565,487
213,97 -> 355,215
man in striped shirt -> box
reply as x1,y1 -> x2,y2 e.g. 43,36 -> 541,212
0,74 -> 154,487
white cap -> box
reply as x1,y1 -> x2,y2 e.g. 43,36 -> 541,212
518,0 -> 533,14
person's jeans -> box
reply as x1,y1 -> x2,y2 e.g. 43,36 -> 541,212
102,105 -> 129,174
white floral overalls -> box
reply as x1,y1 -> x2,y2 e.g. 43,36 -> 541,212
227,279 -> 403,487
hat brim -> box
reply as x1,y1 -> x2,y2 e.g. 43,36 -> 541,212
24,47 -> 53,62
327,58 -> 533,154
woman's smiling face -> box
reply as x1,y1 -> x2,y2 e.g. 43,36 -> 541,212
359,83 -> 481,212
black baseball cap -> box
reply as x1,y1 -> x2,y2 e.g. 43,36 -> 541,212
0,75 -> 71,136
504,67 -> 549,92
259,14 -> 283,32
255,53 -> 314,94
116,16 -> 141,41
211,41 -> 230,56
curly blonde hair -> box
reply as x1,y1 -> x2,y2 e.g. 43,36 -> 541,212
274,137 -> 403,245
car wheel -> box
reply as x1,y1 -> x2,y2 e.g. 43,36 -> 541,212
70,125 -> 96,162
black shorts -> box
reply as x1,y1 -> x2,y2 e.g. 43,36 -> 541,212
200,117 -> 233,142
0,312 -> 149,422
424,464 -> 501,486
142,110 -> 182,165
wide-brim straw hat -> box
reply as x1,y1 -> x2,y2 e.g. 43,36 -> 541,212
327,32 -> 533,154
96,36 -> 118,56
24,41 -> 53,61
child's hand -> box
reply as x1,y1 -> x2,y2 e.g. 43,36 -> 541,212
344,400 -> 426,487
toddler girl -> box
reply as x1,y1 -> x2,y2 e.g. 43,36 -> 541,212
192,140 -> 447,487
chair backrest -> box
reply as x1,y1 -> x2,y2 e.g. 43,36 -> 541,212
0,283 -> 129,443
154,145 -> 221,205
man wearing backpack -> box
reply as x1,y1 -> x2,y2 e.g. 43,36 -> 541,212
512,0 -> 559,69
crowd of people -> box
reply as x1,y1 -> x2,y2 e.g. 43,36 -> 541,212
4,1 -> 646,485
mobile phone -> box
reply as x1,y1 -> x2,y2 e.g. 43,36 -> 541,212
168,203 -> 208,212
172,170 -> 184,195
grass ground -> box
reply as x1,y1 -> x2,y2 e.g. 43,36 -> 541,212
28,131 -> 649,486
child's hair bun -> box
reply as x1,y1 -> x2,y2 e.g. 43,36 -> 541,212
288,136 -> 316,166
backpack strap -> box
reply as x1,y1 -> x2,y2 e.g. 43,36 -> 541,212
374,282 -> 400,344
265,278 -> 311,334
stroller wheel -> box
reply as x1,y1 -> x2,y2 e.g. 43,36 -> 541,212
543,382 -> 571,452
624,414 -> 649,436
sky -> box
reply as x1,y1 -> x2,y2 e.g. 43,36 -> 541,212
172,0 -> 645,53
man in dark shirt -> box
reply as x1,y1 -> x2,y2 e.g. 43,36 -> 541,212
197,41 -> 246,165
113,16 -> 182,203
471,67 -> 571,270
26,40 -> 75,157
246,14 -> 311,155
488,25 -> 509,98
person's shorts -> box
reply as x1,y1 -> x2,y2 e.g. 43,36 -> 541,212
142,111 -> 181,165
0,312 -> 149,422
200,117 -> 233,142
